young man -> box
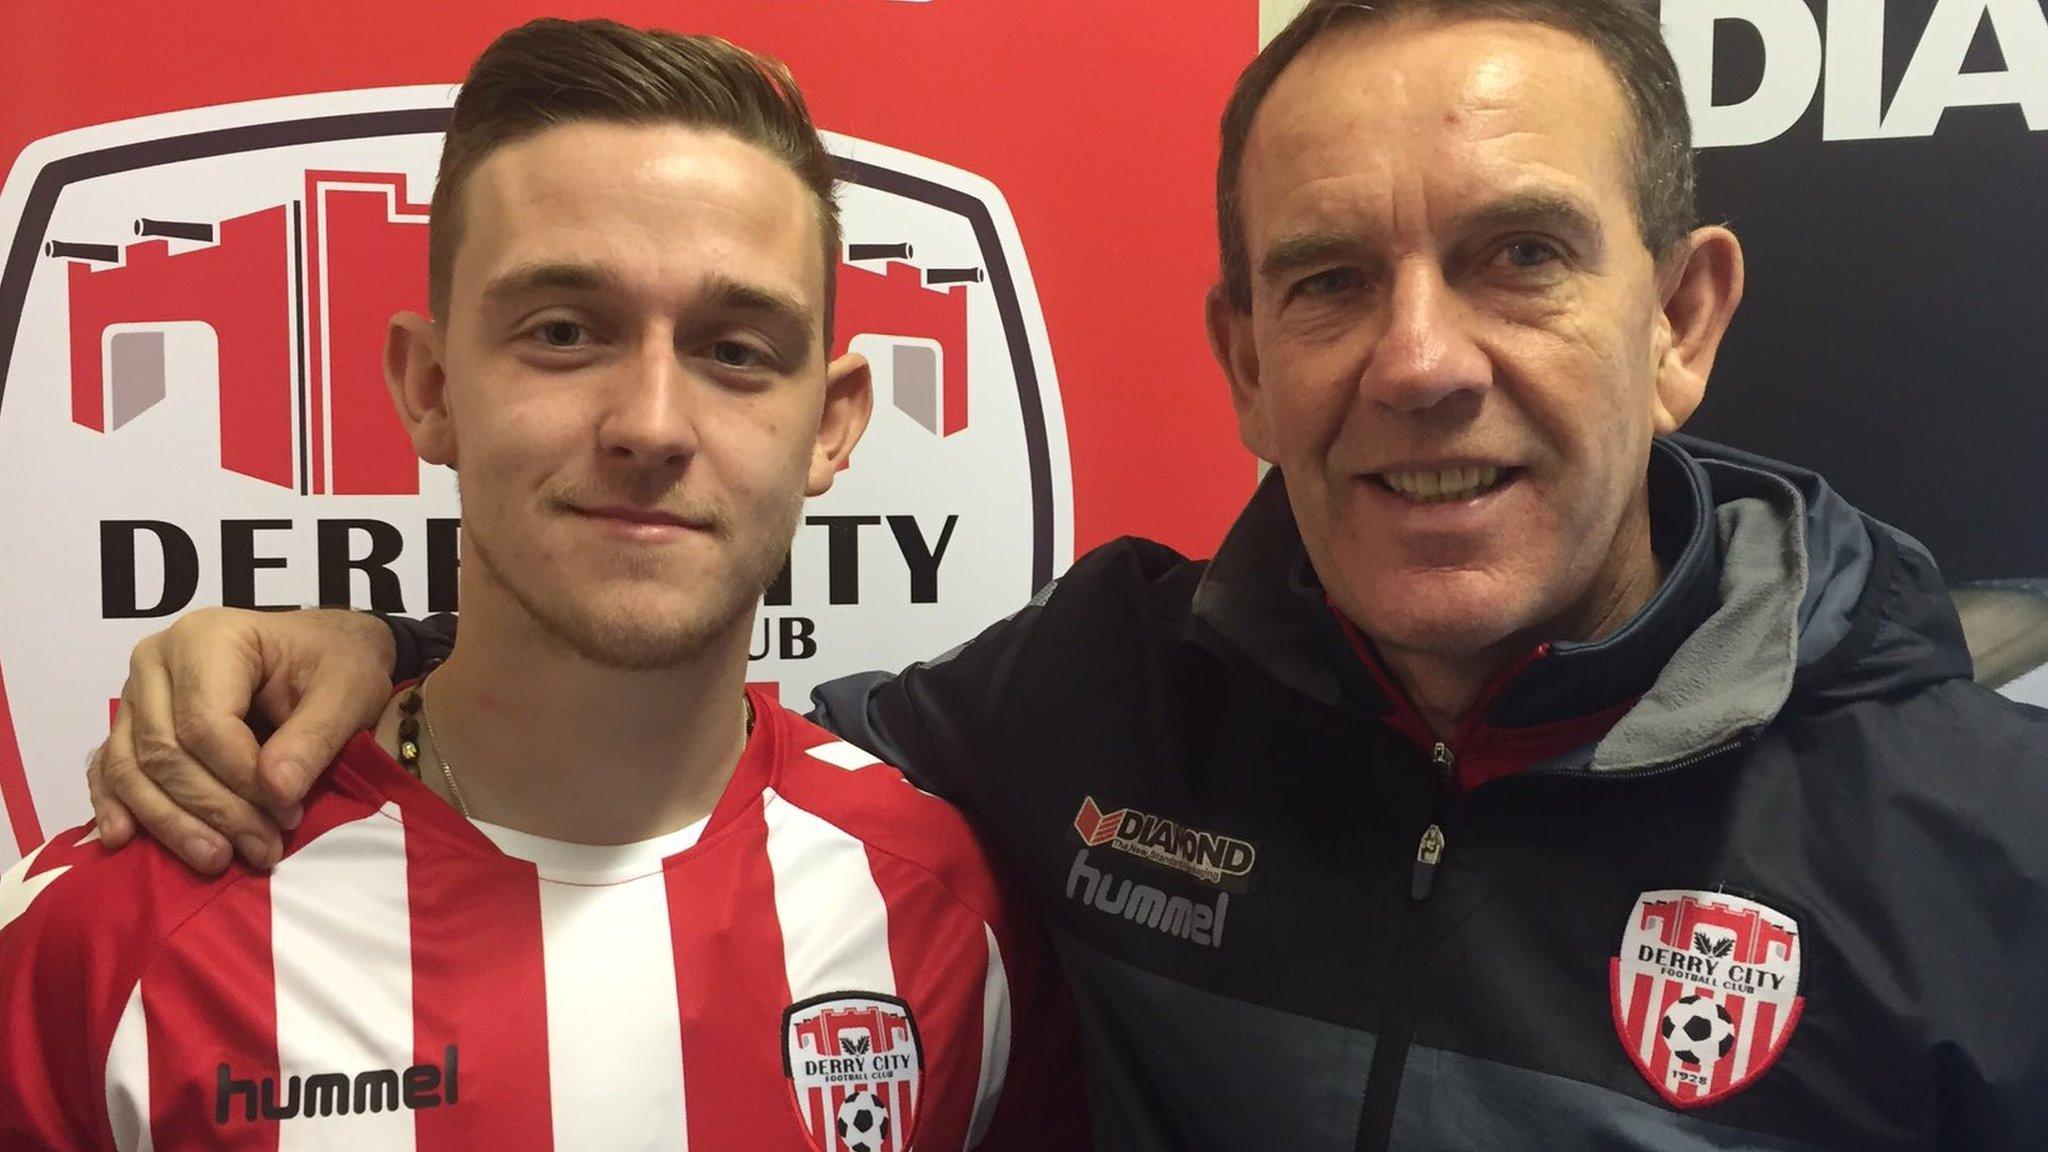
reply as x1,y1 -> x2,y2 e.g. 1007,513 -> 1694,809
0,20 -> 1083,1151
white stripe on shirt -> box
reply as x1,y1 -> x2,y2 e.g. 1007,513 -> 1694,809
105,982 -> 151,1152
538,865 -> 690,1151
963,923 -> 1012,1149
761,788 -> 897,998
271,803 -> 416,1151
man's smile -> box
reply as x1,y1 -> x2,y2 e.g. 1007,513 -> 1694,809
1370,464 -> 1519,503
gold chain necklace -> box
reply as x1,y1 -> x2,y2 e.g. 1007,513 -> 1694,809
396,672 -> 470,818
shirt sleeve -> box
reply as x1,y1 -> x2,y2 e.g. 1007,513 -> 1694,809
0,829 -> 137,1151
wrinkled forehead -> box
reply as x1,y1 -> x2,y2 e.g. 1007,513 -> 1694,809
1241,17 -> 1637,244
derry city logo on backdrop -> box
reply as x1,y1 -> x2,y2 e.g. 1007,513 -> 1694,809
0,88 -> 1072,862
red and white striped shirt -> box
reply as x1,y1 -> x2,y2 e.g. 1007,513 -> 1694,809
0,687 -> 1086,1151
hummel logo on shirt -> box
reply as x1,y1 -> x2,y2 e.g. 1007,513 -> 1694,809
216,1046 -> 459,1123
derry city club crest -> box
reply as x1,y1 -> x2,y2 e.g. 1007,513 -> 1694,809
783,992 -> 923,1152
1610,889 -> 1804,1108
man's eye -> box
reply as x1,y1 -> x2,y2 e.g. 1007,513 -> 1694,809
534,320 -> 587,348
710,340 -> 767,368
1294,268 -> 1359,298
1500,239 -> 1562,270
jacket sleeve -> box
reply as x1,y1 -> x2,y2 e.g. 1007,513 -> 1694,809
381,611 -> 458,682
808,595 -> 1050,808
0,829 -> 139,1151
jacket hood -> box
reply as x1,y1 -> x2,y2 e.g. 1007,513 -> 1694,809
1190,435 -> 1974,774
1675,435 -> 1972,706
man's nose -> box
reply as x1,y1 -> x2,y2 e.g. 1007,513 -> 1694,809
1357,260 -> 1490,412
597,336 -> 699,467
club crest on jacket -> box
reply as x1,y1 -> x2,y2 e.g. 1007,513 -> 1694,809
1610,889 -> 1804,1108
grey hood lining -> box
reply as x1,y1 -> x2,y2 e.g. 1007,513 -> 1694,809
1588,472 -> 1809,773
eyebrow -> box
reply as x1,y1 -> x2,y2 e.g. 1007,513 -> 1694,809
1457,191 -> 1604,254
479,261 -> 623,308
696,272 -> 818,339
480,262 -> 819,337
1258,231 -> 1370,286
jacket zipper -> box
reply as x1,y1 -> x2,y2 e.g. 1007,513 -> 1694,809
1412,743 -> 1453,900
1354,742 -> 1455,1152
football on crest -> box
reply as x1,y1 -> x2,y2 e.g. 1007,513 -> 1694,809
1660,994 -> 1736,1068
835,1088 -> 891,1152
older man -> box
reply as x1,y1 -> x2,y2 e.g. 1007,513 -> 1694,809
81,0 -> 2048,1148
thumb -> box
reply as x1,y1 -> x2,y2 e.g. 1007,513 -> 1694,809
254,675 -> 385,825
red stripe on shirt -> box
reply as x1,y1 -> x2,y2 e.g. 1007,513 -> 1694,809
868,847 -> 987,1152
670,797 -> 804,1149
403,808 -> 553,1150
141,873 -> 280,1150
769,707 -> 1087,1151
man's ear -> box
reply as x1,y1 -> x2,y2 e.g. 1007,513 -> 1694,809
1206,284 -> 1273,460
1651,225 -> 1745,435
806,350 -> 874,497
384,311 -> 456,466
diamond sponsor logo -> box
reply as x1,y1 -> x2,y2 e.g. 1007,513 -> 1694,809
1070,795 -> 1255,887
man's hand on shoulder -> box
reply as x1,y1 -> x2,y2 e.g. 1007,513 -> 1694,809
85,607 -> 396,875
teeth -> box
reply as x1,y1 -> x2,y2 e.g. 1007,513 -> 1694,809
1380,466 -> 1504,502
